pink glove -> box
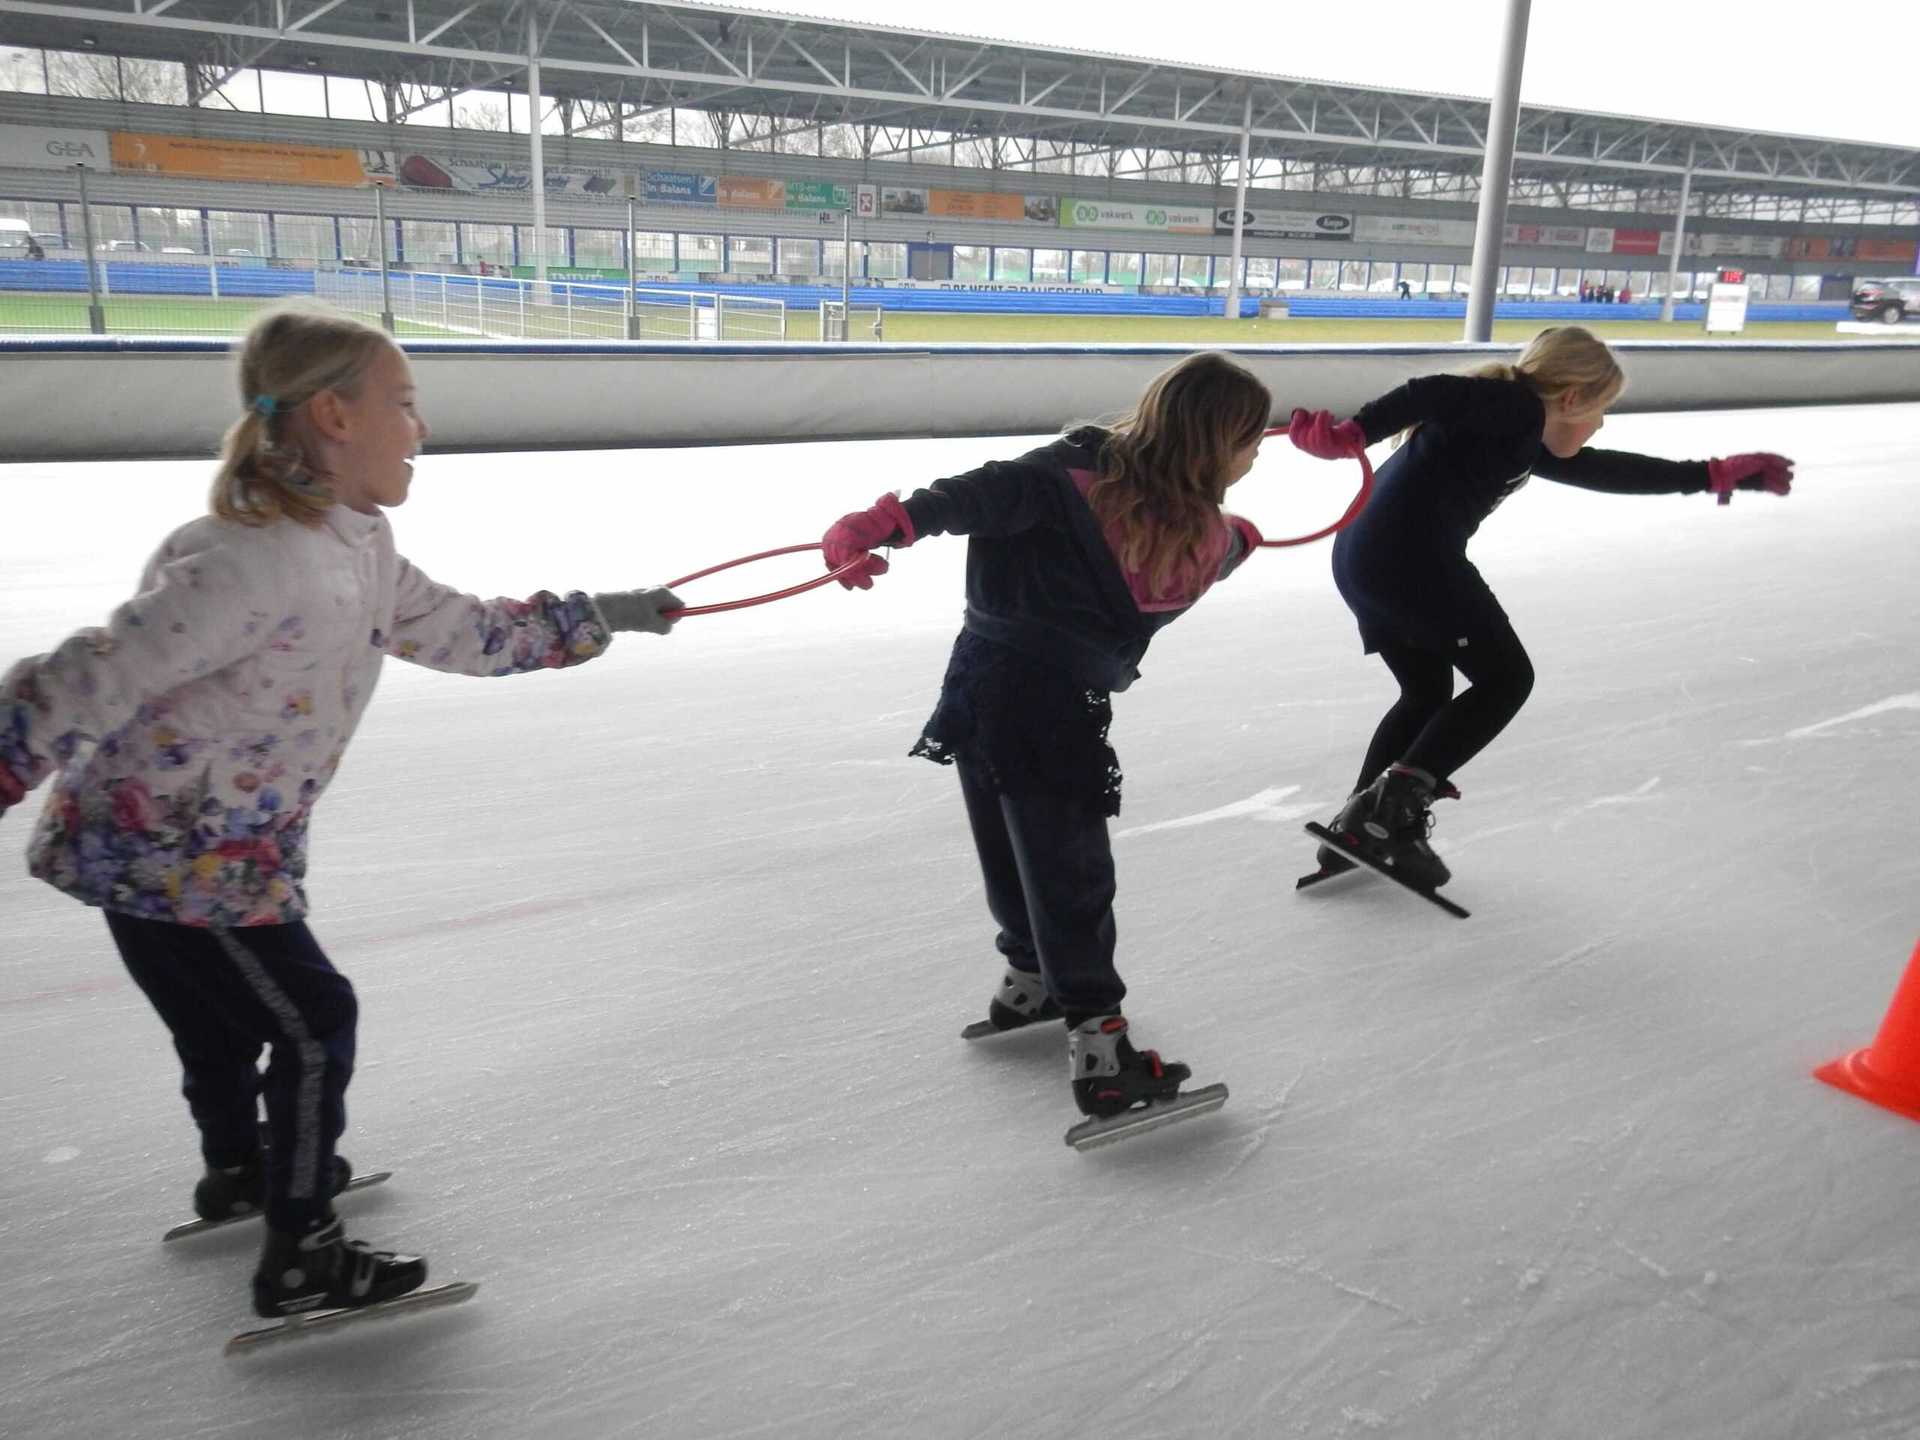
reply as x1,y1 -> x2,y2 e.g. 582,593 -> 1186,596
1225,513 -> 1265,551
1288,408 -> 1367,461
1707,452 -> 1793,506
822,493 -> 916,591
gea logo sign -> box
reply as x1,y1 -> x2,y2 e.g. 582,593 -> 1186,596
45,139 -> 98,159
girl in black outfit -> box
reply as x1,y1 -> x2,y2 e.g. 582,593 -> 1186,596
1289,326 -> 1793,889
820,352 -> 1270,1125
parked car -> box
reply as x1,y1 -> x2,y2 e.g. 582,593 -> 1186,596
1850,277 -> 1920,324
96,239 -> 153,252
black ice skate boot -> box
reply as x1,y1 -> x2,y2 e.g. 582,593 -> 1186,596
1067,1015 -> 1191,1119
194,1152 -> 354,1224
1354,764 -> 1454,889
1315,790 -> 1369,874
984,965 -> 1063,1033
252,1216 -> 427,1318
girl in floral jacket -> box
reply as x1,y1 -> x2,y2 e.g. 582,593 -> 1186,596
0,305 -> 681,1320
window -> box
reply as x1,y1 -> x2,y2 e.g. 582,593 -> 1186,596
631,231 -> 673,271
273,214 -> 336,261
1274,257 -> 1310,291
137,206 -> 200,252
993,248 -> 1032,281
462,223 -> 515,267
1245,257 -> 1277,290
400,220 -> 457,266
952,244 -> 990,281
1032,248 -> 1069,281
1107,252 -> 1143,286
866,242 -> 906,279
726,235 -> 773,273
1339,258 -> 1369,291
777,238 -> 821,276
1425,263 -> 1456,294
1309,259 -> 1341,290
572,228 -> 625,268
678,234 -> 722,273
1178,254 -> 1212,287
1070,249 -> 1104,283
208,211 -> 270,257
1142,253 -> 1179,286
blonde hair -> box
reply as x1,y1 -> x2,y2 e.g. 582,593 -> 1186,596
1473,324 -> 1625,414
211,303 -> 396,527
1086,352 -> 1273,595
1394,325 -> 1624,449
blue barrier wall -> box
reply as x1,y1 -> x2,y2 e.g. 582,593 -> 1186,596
0,260 -> 1850,323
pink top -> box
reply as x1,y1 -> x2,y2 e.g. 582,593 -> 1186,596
1067,468 -> 1232,613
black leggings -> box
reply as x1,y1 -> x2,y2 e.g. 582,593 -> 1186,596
1352,624 -> 1536,792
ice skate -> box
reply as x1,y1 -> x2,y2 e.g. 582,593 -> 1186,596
961,965 -> 1062,1040
251,1215 -> 427,1319
1063,1015 -> 1227,1149
1326,764 -> 1454,890
194,1152 -> 354,1224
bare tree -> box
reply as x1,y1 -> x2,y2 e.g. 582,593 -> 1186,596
29,48 -> 188,104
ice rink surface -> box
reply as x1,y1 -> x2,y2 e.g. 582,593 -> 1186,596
2,402 -> 1917,1440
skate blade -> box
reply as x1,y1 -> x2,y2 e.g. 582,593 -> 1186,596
1295,857 -> 1357,891
1064,1083 -> 1229,1151
224,1281 -> 479,1354
1301,823 -> 1471,920
164,1171 -> 393,1243
961,1018 -> 1057,1041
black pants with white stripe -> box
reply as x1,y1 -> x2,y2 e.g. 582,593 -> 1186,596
104,911 -> 357,1236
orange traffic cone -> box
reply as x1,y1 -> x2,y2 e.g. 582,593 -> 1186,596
1816,939 -> 1920,1122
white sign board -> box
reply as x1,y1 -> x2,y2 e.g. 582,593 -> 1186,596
0,125 -> 112,169
1705,283 -> 1750,334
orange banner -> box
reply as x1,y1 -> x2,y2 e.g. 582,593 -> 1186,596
717,176 -> 785,208
111,132 -> 372,186
1857,238 -> 1918,263
928,190 -> 1026,222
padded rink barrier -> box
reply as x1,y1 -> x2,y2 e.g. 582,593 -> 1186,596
3,335 -> 1919,460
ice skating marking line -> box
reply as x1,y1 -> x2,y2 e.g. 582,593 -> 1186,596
1114,785 -> 1327,840
1777,692 -> 1920,741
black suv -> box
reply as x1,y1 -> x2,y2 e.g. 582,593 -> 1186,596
1851,277 -> 1920,324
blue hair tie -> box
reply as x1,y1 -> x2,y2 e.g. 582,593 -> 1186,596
251,394 -> 277,418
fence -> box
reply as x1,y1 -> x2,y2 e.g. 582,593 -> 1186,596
314,268 -> 787,341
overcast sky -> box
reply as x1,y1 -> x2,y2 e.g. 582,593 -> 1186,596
755,0 -> 1920,149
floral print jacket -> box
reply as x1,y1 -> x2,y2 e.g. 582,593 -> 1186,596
0,503 -> 613,927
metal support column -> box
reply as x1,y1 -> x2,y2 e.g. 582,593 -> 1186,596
74,164 -> 104,334
840,208 -> 852,341
374,183 -> 395,333
526,4 -> 549,291
625,196 -> 639,340
1463,0 -> 1532,342
1224,89 -> 1252,322
1659,145 -> 1695,323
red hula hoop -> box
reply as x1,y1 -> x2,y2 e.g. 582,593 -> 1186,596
662,542 -> 867,617
1250,421 -> 1375,549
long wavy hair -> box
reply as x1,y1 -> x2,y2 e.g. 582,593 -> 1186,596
210,303 -> 395,527
1085,352 -> 1273,595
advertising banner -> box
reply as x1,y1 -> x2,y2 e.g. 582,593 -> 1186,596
112,131 -> 374,186
785,180 -> 850,211
881,186 -> 930,216
1503,222 -> 1587,248
879,278 -> 1127,294
855,183 -> 878,219
718,176 -> 784,208
1221,207 -> 1357,241
644,170 -> 716,205
1351,214 -> 1469,246
394,151 -> 623,195
1060,198 -> 1211,235
1,125 -> 112,170
1657,231 -> 1784,259
928,190 -> 1029,222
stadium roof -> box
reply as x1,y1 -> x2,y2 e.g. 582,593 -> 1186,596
2,0 -> 1915,204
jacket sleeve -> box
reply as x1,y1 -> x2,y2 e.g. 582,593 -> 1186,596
383,555 -> 615,676
1531,445 -> 1710,495
0,536 -> 279,796
897,450 -> 1065,541
1353,374 -> 1544,447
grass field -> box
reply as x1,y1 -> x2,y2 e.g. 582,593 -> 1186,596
0,289 -> 1869,346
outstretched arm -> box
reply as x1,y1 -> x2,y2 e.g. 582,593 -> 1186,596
383,556 -> 619,674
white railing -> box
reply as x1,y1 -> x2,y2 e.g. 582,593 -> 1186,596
314,267 -> 787,342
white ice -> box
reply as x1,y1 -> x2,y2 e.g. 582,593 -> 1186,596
2,402 -> 1918,1440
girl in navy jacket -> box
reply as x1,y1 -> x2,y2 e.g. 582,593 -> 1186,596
1289,326 -> 1793,890
821,352 -> 1270,1128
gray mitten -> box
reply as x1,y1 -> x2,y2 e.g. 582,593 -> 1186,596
592,586 -> 684,635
